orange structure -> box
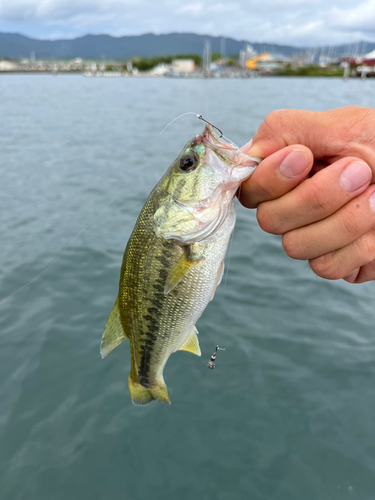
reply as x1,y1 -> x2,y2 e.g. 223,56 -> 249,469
245,53 -> 270,70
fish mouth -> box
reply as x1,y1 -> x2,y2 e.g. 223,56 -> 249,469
201,124 -> 261,185
201,124 -> 262,170
202,125 -> 237,154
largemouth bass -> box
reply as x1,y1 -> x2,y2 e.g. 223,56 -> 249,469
101,124 -> 260,405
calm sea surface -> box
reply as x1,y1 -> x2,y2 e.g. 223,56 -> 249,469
1,75 -> 375,500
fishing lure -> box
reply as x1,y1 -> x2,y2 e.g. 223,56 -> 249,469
207,345 -> 225,369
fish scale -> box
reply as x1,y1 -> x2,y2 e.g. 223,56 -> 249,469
100,124 -> 261,405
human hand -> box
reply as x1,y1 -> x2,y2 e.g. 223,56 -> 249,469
240,106 -> 375,284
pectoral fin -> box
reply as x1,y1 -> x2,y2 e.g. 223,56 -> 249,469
164,247 -> 203,295
100,299 -> 128,358
177,326 -> 201,356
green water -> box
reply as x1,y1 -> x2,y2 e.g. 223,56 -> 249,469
1,75 -> 375,500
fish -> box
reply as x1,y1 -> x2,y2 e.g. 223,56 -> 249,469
100,123 -> 261,405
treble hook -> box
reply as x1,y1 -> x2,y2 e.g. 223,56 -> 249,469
197,114 -> 224,138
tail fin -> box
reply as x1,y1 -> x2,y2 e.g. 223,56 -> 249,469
128,376 -> 171,406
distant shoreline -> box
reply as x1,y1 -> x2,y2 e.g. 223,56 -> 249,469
0,71 -> 347,78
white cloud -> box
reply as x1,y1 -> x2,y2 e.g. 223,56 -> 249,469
0,0 -> 375,46
329,0 -> 375,31
178,4 -> 204,15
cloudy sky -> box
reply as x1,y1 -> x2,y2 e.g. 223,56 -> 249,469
0,0 -> 374,47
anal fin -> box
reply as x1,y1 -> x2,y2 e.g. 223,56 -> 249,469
100,299 -> 128,358
177,326 -> 201,356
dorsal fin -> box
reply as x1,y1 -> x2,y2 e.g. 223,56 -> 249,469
177,326 -> 201,356
164,247 -> 203,295
100,299 -> 128,358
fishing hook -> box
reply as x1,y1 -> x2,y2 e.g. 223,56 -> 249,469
197,114 -> 224,138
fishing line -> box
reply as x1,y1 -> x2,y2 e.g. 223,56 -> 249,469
212,184 -> 242,353
225,186 -> 243,288
221,135 -> 240,149
0,111 -> 201,306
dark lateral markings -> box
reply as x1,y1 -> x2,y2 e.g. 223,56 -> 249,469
138,245 -> 178,385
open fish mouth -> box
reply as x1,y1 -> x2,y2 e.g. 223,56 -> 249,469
201,124 -> 261,189
202,124 -> 236,148
202,124 -> 262,174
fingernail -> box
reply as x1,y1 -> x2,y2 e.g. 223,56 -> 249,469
370,191 -> 375,212
279,149 -> 310,178
240,139 -> 253,154
340,162 -> 371,192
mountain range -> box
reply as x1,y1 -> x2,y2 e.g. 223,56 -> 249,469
0,32 -> 373,60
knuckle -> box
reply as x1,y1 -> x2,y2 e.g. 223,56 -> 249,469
282,230 -> 306,259
357,229 -> 375,260
300,178 -> 333,217
355,259 -> 375,283
343,269 -> 361,284
309,254 -> 340,280
339,209 -> 359,239
256,203 -> 281,234
263,109 -> 288,131
252,181 -> 275,203
343,105 -> 362,115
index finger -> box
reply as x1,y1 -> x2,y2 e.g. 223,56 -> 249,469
246,107 -> 375,168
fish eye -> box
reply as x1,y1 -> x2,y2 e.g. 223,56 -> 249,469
179,153 -> 199,172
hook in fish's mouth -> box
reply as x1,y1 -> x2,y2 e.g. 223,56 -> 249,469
197,115 -> 224,137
